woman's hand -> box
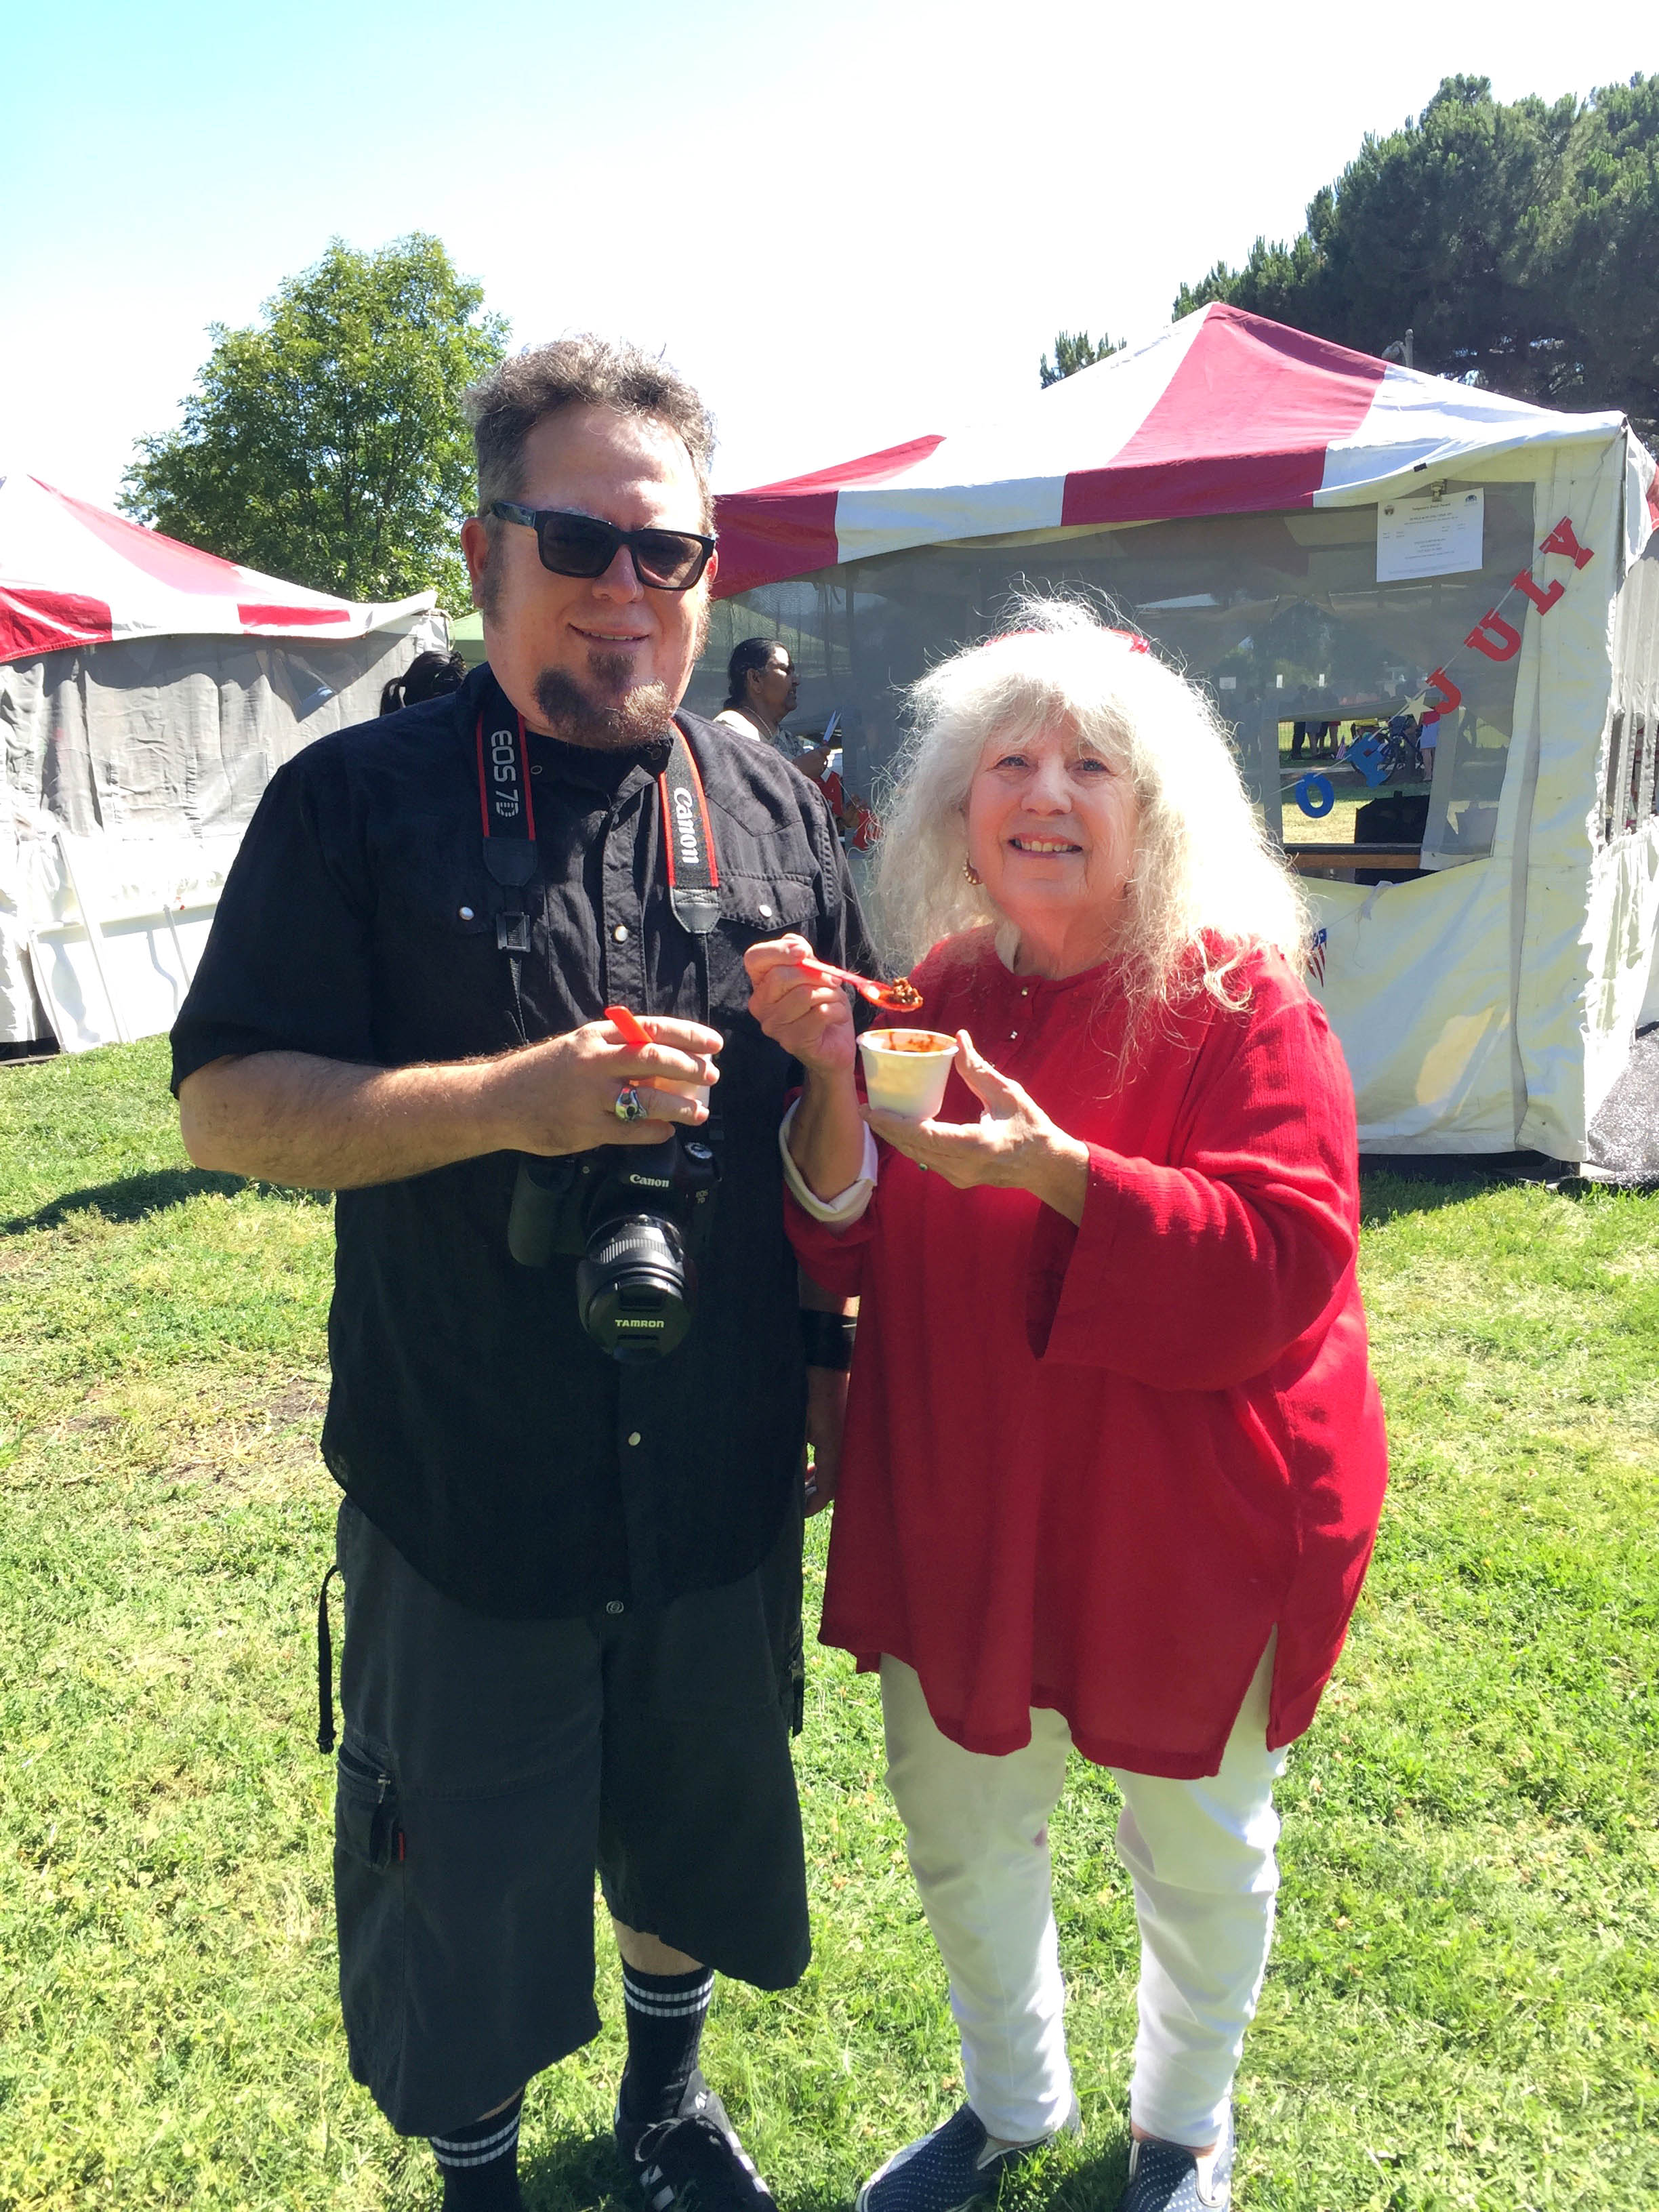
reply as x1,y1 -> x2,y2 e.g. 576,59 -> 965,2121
865,1030 -> 1091,1225
743,934 -> 858,1078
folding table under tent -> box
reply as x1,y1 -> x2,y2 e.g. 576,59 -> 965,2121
0,474 -> 444,1052
698,304 -> 1659,1160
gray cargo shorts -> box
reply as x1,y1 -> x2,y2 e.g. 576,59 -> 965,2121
331,1497 -> 809,2136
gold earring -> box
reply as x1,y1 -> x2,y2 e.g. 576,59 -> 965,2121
963,858 -> 982,886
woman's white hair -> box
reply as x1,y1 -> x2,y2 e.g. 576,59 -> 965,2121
872,593 -> 1309,1033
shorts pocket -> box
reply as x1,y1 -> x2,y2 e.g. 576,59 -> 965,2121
336,1739 -> 405,1868
334,1736 -> 407,2106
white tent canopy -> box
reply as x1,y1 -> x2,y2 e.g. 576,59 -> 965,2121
1,475 -> 444,1050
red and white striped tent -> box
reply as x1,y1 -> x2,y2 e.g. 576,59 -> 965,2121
713,304 -> 1656,597
1,474 -> 441,1050
0,472 -> 432,661
705,306 -> 1659,1163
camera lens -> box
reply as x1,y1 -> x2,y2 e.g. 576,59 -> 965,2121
576,1214 -> 697,1361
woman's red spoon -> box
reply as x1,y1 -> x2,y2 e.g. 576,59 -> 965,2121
794,957 -> 923,1011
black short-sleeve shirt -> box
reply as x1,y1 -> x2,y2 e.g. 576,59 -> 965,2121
171,665 -> 874,1619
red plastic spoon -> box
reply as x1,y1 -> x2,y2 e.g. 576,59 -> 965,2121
605,1004 -> 653,1050
794,957 -> 923,1011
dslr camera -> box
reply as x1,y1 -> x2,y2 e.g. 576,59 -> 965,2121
507,1130 -> 720,1361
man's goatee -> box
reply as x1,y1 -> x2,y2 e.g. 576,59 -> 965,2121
534,667 -> 675,751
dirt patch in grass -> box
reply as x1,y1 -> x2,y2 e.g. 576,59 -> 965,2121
14,1371 -> 331,1501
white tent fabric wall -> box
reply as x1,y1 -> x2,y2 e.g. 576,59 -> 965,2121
1595,533 -> 1659,1044
1,619 -> 443,1048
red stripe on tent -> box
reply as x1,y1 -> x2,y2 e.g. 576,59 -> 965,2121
237,603 -> 351,627
0,585 -> 113,664
1061,307 -> 1385,527
713,434 -> 946,599
745,433 -> 947,497
712,493 -> 839,599
41,480 -> 251,592
39,480 -> 356,622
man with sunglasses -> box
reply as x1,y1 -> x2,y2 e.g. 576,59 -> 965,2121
171,336 -> 872,2212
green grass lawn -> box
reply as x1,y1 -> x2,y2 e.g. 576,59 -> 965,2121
2,1042 -> 1656,2211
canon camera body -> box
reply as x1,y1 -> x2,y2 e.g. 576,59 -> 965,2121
507,1132 -> 720,1362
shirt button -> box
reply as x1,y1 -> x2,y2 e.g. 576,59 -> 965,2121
605,1600 -> 625,1615
758,902 -> 773,919
613,924 -> 630,943
1009,1029 -> 1019,1040
458,905 -> 474,921
626,1431 -> 642,1446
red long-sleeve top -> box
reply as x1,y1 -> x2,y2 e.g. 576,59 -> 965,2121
787,932 -> 1388,1778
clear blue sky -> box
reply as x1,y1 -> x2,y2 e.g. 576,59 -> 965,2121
4,0 -> 1651,510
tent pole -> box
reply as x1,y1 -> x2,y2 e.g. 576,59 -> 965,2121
1259,701 -> 1284,848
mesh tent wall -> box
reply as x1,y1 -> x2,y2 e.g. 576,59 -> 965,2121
697,307 -> 1659,1160
1,476 -> 444,1049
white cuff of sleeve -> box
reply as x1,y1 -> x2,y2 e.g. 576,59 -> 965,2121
778,1099 -> 879,1224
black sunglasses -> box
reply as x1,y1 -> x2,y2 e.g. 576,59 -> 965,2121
491,502 -> 716,591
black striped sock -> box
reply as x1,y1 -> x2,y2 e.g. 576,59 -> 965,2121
619,1963 -> 715,2125
429,2092 -> 523,2209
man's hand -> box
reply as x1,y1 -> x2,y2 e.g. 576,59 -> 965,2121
865,1030 -> 1090,1226
744,935 -> 857,1078
179,1016 -> 722,1193
489,1015 -> 722,1157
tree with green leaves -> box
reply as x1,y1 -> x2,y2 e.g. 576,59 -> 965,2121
1038,329 -> 1122,388
121,235 -> 509,613
1171,74 -> 1658,440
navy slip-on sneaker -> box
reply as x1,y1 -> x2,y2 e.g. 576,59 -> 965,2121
857,2100 -> 1080,2212
1117,2109 -> 1233,2212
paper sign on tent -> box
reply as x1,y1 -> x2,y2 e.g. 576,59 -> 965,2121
1376,490 -> 1485,583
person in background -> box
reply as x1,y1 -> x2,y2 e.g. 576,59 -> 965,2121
745,598 -> 1387,2212
379,647 -> 468,715
714,640 -> 831,778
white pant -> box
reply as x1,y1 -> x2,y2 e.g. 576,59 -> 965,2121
879,1645 -> 1288,2150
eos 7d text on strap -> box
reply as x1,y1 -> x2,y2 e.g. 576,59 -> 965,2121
476,708 -> 537,1042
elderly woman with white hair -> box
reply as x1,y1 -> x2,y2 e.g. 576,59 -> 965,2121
744,601 -> 1387,2212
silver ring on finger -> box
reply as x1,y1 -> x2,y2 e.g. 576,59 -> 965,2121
613,1084 -> 648,1123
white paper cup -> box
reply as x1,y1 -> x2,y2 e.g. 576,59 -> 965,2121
859,1029 -> 959,1120
640,1079 -> 711,1113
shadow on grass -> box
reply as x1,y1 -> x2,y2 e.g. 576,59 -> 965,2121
511,2130 -> 1137,2212
1034,2134 -> 1133,2212
3,1166 -> 330,1235
521,2131 -> 630,2212
1358,1157 -> 1595,1227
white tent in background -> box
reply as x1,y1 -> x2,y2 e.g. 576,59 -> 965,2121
0,474 -> 445,1050
699,306 -> 1659,1160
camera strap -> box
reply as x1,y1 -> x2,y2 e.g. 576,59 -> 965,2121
657,725 -> 720,937
474,704 -> 721,1026
476,706 -> 537,1043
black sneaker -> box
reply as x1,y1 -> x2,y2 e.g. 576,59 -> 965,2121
615,2069 -> 777,2212
857,2101 -> 1081,2212
1117,2110 -> 1233,2212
